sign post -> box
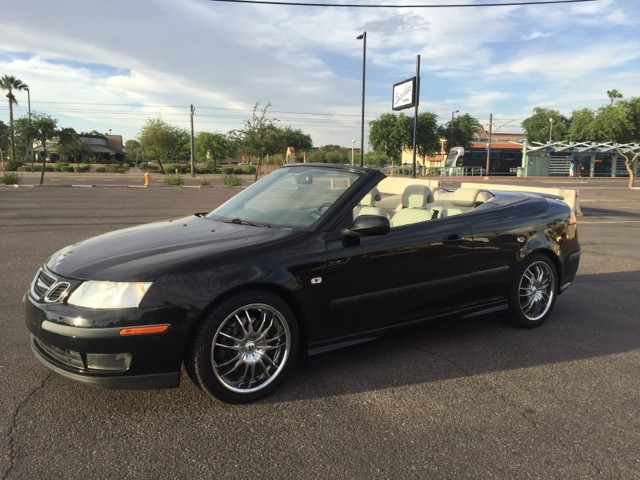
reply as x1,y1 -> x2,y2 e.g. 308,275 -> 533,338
392,55 -> 421,178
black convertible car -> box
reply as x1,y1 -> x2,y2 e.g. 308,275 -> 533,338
25,164 -> 580,403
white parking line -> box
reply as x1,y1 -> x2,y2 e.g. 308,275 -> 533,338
579,220 -> 640,224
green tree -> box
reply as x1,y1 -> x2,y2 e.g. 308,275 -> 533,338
369,113 -> 407,162
174,128 -> 191,161
592,103 -> 634,143
0,75 -> 28,163
232,103 -> 284,180
607,89 -> 623,104
195,132 -> 230,172
29,113 -> 58,184
57,130 -> 92,166
124,139 -> 143,163
568,108 -> 595,142
138,118 -> 183,173
438,113 -> 480,150
413,112 -> 441,158
325,151 -> 347,164
307,150 -> 325,163
521,107 -> 569,143
589,101 -> 639,188
0,119 -> 8,168
279,127 -> 313,159
363,151 -> 390,168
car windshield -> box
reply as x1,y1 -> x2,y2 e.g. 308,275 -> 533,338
208,166 -> 364,229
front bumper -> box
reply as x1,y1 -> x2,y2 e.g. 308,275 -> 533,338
25,293 -> 195,390
30,334 -> 179,389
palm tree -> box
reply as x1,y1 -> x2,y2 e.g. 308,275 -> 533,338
606,89 -> 623,104
0,75 -> 28,163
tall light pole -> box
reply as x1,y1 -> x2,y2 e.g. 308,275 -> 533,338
449,110 -> 459,150
25,87 -> 33,171
357,31 -> 366,167
351,139 -> 355,165
549,117 -> 554,143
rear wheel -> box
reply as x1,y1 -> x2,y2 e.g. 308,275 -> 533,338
508,254 -> 557,328
185,289 -> 299,403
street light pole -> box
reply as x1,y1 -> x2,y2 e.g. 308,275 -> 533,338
549,117 -> 554,143
357,31 -> 366,167
351,139 -> 355,165
25,87 -> 33,171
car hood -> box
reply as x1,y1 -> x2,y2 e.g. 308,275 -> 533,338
46,215 -> 296,281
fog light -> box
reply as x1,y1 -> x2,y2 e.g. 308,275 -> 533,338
86,353 -> 132,372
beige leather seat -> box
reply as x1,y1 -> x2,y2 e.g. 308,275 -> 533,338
353,187 -> 383,219
390,185 -> 434,227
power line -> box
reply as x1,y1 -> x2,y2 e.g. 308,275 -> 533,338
207,0 -> 598,8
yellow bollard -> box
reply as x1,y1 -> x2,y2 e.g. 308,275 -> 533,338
144,171 -> 150,187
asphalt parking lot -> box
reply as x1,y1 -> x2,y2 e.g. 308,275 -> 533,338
1,174 -> 639,479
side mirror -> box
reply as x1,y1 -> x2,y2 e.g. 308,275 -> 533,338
341,215 -> 390,237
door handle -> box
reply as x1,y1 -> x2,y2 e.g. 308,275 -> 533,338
443,233 -> 465,245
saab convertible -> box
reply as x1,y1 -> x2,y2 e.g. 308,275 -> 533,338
25,164 -> 580,403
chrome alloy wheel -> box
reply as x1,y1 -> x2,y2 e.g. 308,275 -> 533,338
518,261 -> 556,322
211,303 -> 291,394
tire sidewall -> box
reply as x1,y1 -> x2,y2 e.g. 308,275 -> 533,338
189,289 -> 299,404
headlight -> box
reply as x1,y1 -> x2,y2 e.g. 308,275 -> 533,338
67,281 -> 152,309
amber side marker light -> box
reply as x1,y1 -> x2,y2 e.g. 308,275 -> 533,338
119,325 -> 170,336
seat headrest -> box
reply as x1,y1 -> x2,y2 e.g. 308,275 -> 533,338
359,187 -> 381,206
452,188 -> 480,206
402,185 -> 434,208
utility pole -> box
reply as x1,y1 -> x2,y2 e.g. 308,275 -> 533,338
357,31 -> 367,167
190,104 -> 195,177
485,113 -> 492,176
411,54 -> 420,179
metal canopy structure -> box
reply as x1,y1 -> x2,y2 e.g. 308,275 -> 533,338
521,141 -> 639,177
525,141 -> 640,154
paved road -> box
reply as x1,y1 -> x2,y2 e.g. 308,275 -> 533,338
1,178 -> 639,479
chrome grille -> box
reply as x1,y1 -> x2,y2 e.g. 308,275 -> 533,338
31,269 -> 71,303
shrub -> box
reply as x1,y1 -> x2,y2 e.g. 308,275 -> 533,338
53,162 -> 67,172
165,163 -> 189,174
164,174 -> 184,186
222,167 -> 236,175
1,172 -> 21,185
241,165 -> 256,175
77,164 -> 91,173
4,160 -> 23,171
107,164 -> 129,174
202,161 -> 218,174
200,179 -> 211,186
33,164 -> 55,172
95,166 -> 107,173
223,174 -> 242,187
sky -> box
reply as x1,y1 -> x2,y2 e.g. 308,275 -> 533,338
1,0 -> 639,150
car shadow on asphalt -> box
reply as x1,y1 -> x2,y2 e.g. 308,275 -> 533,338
265,270 -> 640,404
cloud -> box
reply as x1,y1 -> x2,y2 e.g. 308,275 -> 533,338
1,0 -> 639,147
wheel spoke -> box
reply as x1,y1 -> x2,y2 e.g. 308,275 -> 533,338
218,331 -> 242,343
214,342 -> 243,352
216,353 -> 242,369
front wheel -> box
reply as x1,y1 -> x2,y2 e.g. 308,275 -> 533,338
185,289 -> 299,404
508,254 -> 558,328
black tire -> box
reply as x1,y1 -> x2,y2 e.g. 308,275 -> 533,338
508,254 -> 558,328
185,289 -> 299,404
